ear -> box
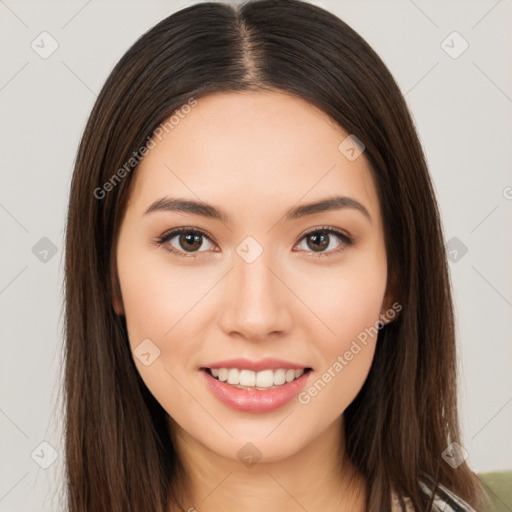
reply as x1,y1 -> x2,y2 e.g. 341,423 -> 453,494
111,265 -> 125,316
113,291 -> 125,316
379,271 -> 401,326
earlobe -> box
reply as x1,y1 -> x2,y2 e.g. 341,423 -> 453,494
111,266 -> 125,315
379,301 -> 401,327
113,294 -> 125,315
110,237 -> 126,315
379,274 -> 401,326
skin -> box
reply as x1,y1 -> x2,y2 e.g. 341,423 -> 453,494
113,90 -> 395,511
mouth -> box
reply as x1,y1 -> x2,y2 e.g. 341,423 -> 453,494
202,367 -> 313,390
199,359 -> 313,413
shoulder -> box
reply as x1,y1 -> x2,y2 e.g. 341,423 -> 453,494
391,481 -> 477,512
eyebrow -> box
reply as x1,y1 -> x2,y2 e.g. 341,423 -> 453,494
144,195 -> 371,223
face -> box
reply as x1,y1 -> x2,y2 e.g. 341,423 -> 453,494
114,90 -> 393,463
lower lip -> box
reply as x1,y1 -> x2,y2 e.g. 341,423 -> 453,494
201,369 -> 311,413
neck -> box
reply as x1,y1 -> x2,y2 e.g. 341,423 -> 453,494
168,415 -> 367,512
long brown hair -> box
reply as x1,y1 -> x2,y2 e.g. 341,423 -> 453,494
63,0 -> 482,510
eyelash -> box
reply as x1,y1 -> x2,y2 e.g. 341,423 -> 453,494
154,226 -> 354,259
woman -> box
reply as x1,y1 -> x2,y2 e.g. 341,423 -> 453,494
64,0 -> 483,510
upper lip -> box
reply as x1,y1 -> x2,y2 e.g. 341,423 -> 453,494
203,357 -> 312,372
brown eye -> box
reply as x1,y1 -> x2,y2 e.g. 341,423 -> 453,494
177,232 -> 204,252
295,227 -> 354,256
156,228 -> 215,256
305,232 -> 330,252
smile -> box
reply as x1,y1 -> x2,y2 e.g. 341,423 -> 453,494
200,358 -> 313,413
206,367 -> 309,390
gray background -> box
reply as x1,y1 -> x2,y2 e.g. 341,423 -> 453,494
1,0 -> 511,510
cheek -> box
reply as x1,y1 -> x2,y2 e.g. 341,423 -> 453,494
116,234 -> 227,408
116,217 -> 215,345
117,254 -> 213,417
292,253 -> 387,415
119,255 -> 215,360
294,248 -> 387,348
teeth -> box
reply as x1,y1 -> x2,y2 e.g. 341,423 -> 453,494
273,369 -> 286,385
239,369 -> 256,386
208,367 -> 307,388
227,368 -> 240,385
285,369 -> 295,382
256,370 -> 273,388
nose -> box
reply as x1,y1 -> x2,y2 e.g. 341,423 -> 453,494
217,248 -> 293,342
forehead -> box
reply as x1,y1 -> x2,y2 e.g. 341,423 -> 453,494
127,90 -> 381,226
